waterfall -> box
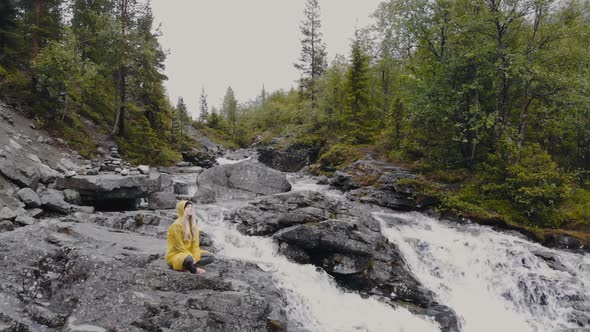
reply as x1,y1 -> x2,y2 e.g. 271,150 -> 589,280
374,211 -> 590,332
194,204 -> 440,332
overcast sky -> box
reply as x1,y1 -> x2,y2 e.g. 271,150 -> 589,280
150,0 -> 383,118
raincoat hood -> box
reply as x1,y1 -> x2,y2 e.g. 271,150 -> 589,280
176,200 -> 191,221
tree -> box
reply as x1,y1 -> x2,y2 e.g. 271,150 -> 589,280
346,29 -> 371,143
175,96 -> 189,137
295,0 -> 327,111
199,87 -> 208,123
222,86 -> 238,141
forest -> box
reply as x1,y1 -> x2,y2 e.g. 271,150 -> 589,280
1,0 -> 589,230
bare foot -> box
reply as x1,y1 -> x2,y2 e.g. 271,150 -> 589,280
196,268 -> 206,275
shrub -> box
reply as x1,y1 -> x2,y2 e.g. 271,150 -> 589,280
318,144 -> 361,172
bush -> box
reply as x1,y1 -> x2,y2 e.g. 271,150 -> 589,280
318,144 -> 361,172
482,144 -> 574,221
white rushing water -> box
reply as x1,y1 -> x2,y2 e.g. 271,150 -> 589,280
374,211 -> 590,332
194,202 -> 439,332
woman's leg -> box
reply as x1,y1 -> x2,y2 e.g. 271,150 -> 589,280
197,252 -> 215,267
182,255 -> 198,274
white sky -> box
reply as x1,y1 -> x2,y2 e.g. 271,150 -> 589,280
151,0 -> 383,118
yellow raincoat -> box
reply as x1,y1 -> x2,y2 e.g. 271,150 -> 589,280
165,201 -> 208,270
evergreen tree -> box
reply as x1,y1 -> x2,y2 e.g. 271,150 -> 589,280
222,86 -> 238,141
295,0 -> 327,111
199,87 -> 208,123
346,29 -> 371,143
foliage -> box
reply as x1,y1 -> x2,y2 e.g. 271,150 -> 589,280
318,144 -> 361,172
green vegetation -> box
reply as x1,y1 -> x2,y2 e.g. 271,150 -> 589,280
0,0 -> 196,165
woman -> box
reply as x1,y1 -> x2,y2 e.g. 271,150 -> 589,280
166,200 -> 214,274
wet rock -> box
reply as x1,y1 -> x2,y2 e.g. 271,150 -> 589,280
317,175 -> 329,185
543,234 -> 587,252
182,148 -> 217,168
26,304 -> 66,328
197,161 -> 291,201
64,170 -> 76,178
120,168 -> 129,176
257,143 -> 316,172
147,192 -> 176,210
227,190 -> 343,236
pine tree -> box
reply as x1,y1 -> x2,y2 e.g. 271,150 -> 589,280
347,29 -> 370,143
175,96 -> 189,137
222,86 -> 238,140
294,0 -> 327,111
199,87 -> 208,123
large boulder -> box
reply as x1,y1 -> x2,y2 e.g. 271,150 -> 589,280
0,219 -> 288,331
40,189 -> 70,214
147,192 -> 176,210
54,172 -> 166,210
0,153 -> 59,190
17,187 -> 41,208
196,161 -> 291,202
226,190 -> 345,236
181,148 -> 218,168
257,142 -> 317,172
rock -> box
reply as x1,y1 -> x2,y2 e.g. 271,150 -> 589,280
0,220 -> 14,232
70,205 -> 95,214
181,148 -> 218,168
192,188 -> 216,204
14,215 -> 36,226
0,221 -> 288,331
41,189 -> 70,214
17,187 -> 41,208
147,192 -> 176,210
26,304 -> 66,328
86,167 -> 99,175
317,175 -> 329,185
120,168 -> 129,176
129,170 -> 140,176
0,193 -> 25,211
114,167 -> 122,173
27,208 -> 44,218
138,165 -> 150,174
257,143 -> 316,172
224,148 -> 256,160
65,170 -> 77,178
0,158 -> 41,190
196,161 -> 291,201
0,206 -> 17,221
63,189 -> 81,205
227,190 -> 343,236
54,173 -> 165,210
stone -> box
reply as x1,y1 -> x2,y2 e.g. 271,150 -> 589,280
41,189 -> 70,214
115,167 -> 122,173
17,187 -> 41,208
65,170 -> 77,178
147,192 -> 176,210
129,170 -> 140,176
138,165 -> 150,174
257,143 -> 315,172
54,173 -> 165,209
0,206 -> 17,221
192,188 -> 216,204
70,205 -> 95,214
0,220 -> 14,232
0,158 -> 40,190
14,215 -> 36,226
27,208 -> 44,218
86,167 -> 99,176
63,189 -> 81,205
120,169 -> 129,176
317,175 -> 329,185
196,160 -> 291,201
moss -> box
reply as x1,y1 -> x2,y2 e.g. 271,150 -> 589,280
318,144 -> 362,172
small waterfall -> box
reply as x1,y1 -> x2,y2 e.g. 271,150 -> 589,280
194,204 -> 440,332
375,211 -> 590,332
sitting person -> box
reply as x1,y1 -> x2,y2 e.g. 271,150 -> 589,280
166,200 -> 214,274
